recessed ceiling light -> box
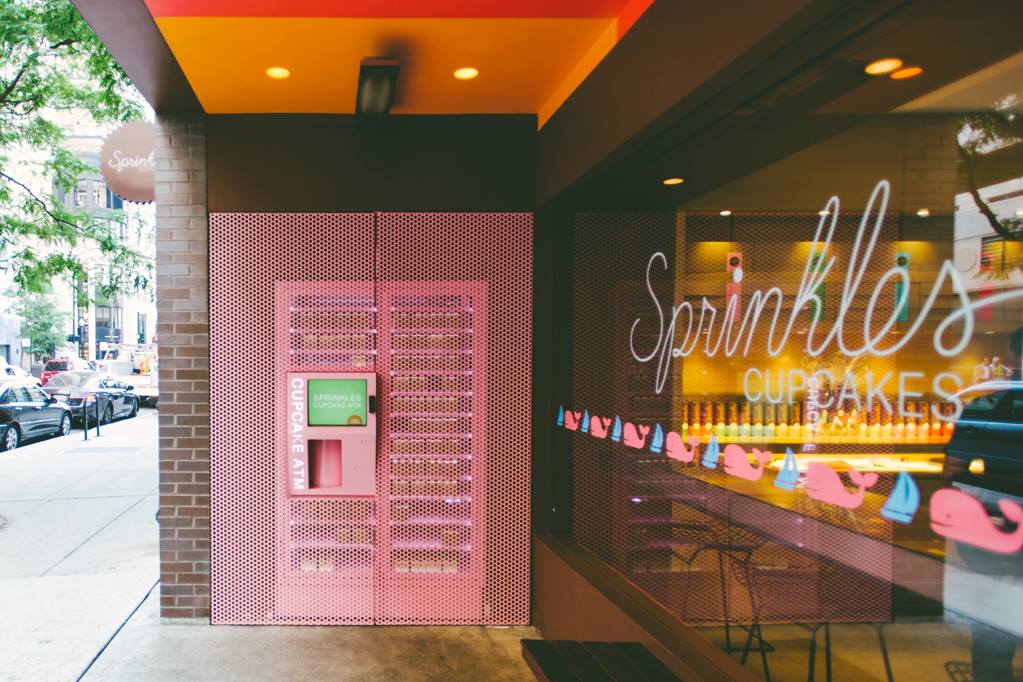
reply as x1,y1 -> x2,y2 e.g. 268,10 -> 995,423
1015,209 -> 1023,217
864,57 -> 903,76
454,67 -> 479,80
662,177 -> 685,186
890,65 -> 924,80
719,210 -> 732,216
266,66 -> 291,79
818,210 -> 830,216
917,208 -> 931,217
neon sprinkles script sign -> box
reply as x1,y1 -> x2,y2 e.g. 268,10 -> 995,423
629,180 -> 1023,420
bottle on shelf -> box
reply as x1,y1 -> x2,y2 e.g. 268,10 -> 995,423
776,403 -> 789,438
714,402 -> 726,438
687,402 -> 703,435
752,402 -> 764,437
727,401 -> 739,438
739,402 -> 752,438
764,402 -> 776,438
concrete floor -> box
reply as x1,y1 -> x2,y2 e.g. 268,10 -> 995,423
85,594 -> 538,681
0,408 -> 540,682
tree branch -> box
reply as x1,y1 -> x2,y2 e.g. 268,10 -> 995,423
0,170 -> 85,234
0,62 -> 30,106
957,142 -> 1020,241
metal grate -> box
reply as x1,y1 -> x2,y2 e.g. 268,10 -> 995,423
210,212 -> 531,625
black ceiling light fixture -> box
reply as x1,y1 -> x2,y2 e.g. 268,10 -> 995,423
356,57 -> 399,116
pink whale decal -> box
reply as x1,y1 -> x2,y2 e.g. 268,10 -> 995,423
723,445 -> 771,481
590,415 -> 612,439
805,463 -> 878,509
930,488 -> 1023,554
665,432 -> 700,463
623,422 -> 651,449
564,411 -> 582,431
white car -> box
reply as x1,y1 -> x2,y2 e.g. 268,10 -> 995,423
0,363 -> 40,385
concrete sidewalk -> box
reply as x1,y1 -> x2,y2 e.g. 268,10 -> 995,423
83,591 -> 537,681
0,409 -> 158,682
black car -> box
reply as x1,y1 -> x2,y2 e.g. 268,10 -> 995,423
944,383 -> 1023,494
0,379 -> 73,451
44,371 -> 140,425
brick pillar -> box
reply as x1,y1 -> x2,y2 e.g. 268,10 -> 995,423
154,114 -> 210,619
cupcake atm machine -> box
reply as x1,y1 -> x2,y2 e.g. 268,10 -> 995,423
286,372 -> 377,497
274,279 -> 488,625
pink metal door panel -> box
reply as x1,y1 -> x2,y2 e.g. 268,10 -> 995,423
376,283 -> 487,623
376,213 -> 531,625
211,212 -> 375,625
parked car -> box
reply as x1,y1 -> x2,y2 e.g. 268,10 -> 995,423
1,364 -> 40,384
44,371 -> 139,425
40,358 -> 97,385
943,382 -> 1023,495
0,379 -> 73,451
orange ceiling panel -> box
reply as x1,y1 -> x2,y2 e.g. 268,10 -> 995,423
145,1 -> 654,123
145,0 -> 636,18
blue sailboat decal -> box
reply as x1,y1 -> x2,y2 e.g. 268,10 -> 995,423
649,423 -> 665,454
611,416 -> 623,443
774,447 -> 799,490
581,409 -> 590,434
881,471 -> 920,524
701,434 -> 720,469
556,405 -> 565,427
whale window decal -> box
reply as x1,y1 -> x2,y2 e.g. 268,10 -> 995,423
930,488 -> 1023,555
590,414 -> 612,438
665,431 -> 700,463
805,462 -> 878,509
564,410 -> 582,431
723,444 -> 770,481
623,422 -> 651,449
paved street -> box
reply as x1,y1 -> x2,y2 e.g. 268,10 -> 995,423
0,408 -> 158,682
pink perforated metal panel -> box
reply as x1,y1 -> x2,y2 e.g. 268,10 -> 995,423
211,212 -> 531,625
377,213 -> 532,625
211,213 -> 374,624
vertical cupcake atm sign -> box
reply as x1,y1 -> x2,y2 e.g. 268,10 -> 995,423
560,180 -> 1023,555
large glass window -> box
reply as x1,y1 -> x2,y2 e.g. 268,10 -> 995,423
561,52 -> 1023,682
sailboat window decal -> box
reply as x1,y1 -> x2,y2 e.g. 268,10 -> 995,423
881,470 -> 920,524
774,447 -> 799,490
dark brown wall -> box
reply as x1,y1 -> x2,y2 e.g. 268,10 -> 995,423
206,114 -> 536,213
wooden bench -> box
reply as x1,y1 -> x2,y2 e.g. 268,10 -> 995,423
522,640 -> 681,681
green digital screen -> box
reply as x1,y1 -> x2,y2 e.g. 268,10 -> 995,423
307,379 -> 367,426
